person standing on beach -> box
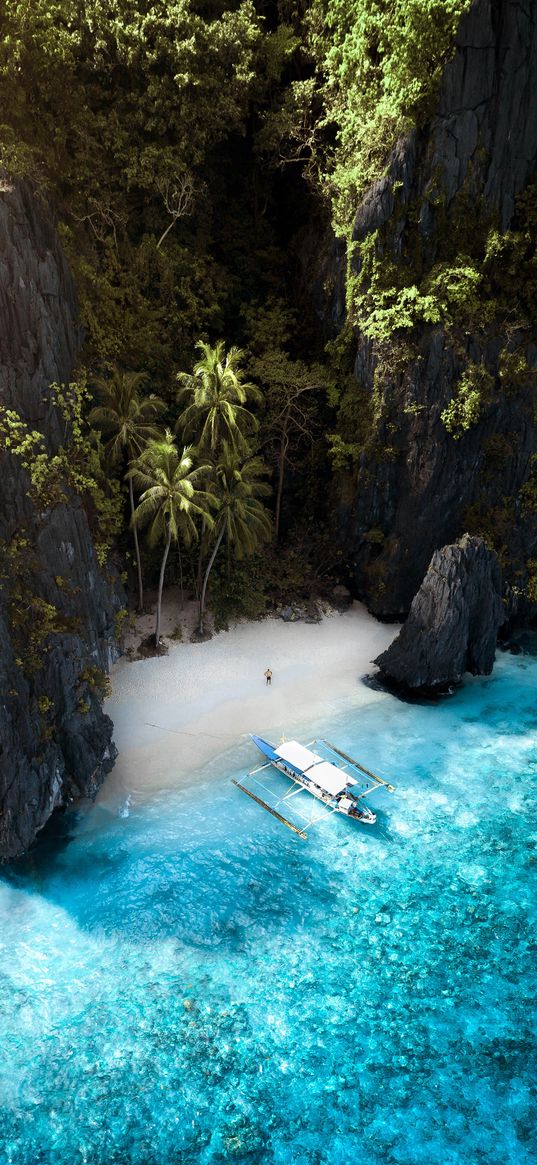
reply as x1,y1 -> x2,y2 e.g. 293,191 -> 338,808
264,668 -> 272,685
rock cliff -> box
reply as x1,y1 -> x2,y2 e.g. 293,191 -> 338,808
335,0 -> 537,618
374,534 -> 504,691
0,179 -> 121,862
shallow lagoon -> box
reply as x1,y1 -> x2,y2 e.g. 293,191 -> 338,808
1,652 -> 536,1164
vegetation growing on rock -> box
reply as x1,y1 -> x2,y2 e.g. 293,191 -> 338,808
1,0 -> 536,628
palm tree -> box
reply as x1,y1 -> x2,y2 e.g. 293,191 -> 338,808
129,431 -> 215,647
89,368 -> 165,612
198,446 -> 272,635
176,340 -> 263,458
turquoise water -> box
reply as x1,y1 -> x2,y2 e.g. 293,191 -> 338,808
1,653 -> 536,1165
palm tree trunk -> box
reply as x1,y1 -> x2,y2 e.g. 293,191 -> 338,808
130,475 -> 144,612
274,419 -> 289,541
196,521 -> 210,600
178,545 -> 184,609
199,523 -> 225,635
155,527 -> 172,647
196,524 -> 205,599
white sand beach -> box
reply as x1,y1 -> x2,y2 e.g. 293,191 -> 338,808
101,600 -> 399,808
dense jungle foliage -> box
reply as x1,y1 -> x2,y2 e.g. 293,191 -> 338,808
2,0 -> 535,631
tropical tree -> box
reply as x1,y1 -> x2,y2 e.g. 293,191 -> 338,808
129,431 -> 215,647
198,446 -> 272,635
249,349 -> 323,539
89,368 -> 165,612
243,299 -> 324,538
176,340 -> 263,458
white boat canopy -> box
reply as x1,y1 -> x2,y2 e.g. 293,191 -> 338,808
305,761 -> 348,797
275,741 -> 348,797
275,741 -> 321,770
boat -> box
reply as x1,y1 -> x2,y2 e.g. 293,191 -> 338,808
232,735 -> 395,839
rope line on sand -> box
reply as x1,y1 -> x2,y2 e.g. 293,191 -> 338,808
143,721 -> 243,740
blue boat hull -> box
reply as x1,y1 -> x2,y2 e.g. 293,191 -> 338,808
250,734 -> 279,762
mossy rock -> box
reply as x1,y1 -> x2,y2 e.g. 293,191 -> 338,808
137,635 -> 169,658
190,626 -> 213,643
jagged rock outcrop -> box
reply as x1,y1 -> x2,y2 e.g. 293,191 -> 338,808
374,534 -> 504,690
336,0 -> 537,618
0,178 -> 122,862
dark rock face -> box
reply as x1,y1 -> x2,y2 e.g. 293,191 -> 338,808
337,0 -> 537,617
0,179 -> 122,862
374,535 -> 504,690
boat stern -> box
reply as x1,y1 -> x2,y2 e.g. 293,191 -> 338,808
339,794 -> 376,824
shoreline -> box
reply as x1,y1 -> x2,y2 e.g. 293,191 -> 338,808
101,601 -> 400,809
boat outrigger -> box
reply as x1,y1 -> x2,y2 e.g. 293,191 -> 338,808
232,735 -> 395,840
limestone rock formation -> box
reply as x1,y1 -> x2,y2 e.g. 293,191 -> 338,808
334,0 -> 537,618
0,179 -> 122,862
374,535 -> 504,691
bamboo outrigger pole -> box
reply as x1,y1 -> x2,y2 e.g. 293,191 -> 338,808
232,780 -> 308,839
323,740 -> 396,792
